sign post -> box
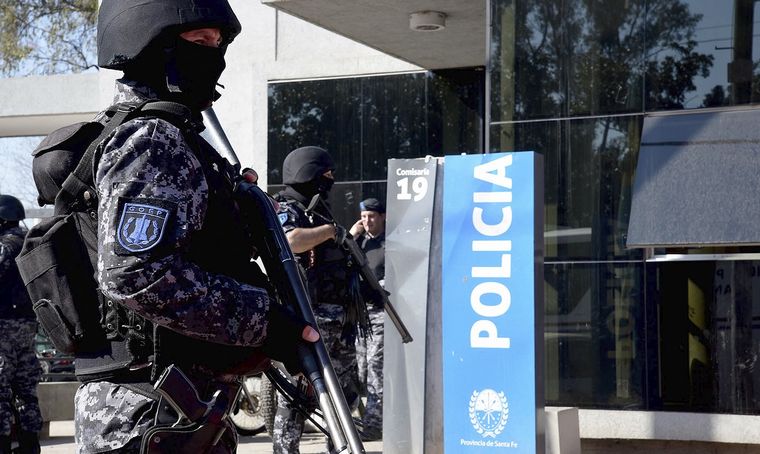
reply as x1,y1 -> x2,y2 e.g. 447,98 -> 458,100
441,152 -> 544,453
384,158 -> 440,454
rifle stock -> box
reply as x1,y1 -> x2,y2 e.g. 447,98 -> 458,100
202,109 -> 365,453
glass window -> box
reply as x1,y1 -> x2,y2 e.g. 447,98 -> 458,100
492,116 -> 643,261
491,0 -> 647,122
645,1 -> 760,110
564,0 -> 646,116
545,262 -> 646,409
492,0 -> 756,118
645,1 -> 723,110
268,79 -> 362,185
490,0 -> 760,415
427,68 -> 485,156
360,74 -> 428,181
490,0 -> 563,122
653,260 -> 760,414
268,70 -> 483,201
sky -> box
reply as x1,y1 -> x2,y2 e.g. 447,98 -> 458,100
0,136 -> 44,210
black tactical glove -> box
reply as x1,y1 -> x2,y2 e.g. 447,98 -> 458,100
333,224 -> 348,244
261,302 -> 314,375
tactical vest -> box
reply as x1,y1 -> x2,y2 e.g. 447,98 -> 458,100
151,135 -> 269,377
274,194 -> 354,307
0,228 -> 35,320
32,103 -> 264,383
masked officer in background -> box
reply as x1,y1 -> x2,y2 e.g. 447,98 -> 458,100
0,195 -> 42,454
70,2 -> 318,453
273,146 -> 363,453
349,198 -> 386,441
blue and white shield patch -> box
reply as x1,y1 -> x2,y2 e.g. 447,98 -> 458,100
278,212 -> 288,225
117,202 -> 170,253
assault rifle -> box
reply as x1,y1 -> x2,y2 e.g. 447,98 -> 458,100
305,195 -> 413,343
202,108 -> 366,453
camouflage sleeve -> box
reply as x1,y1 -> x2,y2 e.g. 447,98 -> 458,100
276,199 -> 304,234
95,118 -> 269,347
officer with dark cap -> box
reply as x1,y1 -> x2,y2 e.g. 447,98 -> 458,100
69,1 -> 318,453
0,195 -> 42,454
273,146 -> 362,453
349,197 -> 386,441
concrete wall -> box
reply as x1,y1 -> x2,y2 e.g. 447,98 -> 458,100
215,0 -> 419,186
0,1 -> 418,187
36,382 -> 79,438
580,409 -> 760,447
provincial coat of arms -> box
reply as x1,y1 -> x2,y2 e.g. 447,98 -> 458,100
117,202 -> 170,253
469,389 -> 509,437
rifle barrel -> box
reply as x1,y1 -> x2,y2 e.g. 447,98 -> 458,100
202,108 -> 365,453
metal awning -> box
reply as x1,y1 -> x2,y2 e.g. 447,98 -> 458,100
627,107 -> 760,248
261,0 -> 485,69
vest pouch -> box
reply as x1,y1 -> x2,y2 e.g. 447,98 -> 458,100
16,212 -> 104,354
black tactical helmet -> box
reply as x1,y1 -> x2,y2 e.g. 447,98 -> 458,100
282,147 -> 335,185
0,195 -> 25,222
97,0 -> 242,70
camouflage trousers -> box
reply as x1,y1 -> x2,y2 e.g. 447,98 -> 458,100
355,306 -> 384,440
272,304 -> 359,454
0,319 -> 43,436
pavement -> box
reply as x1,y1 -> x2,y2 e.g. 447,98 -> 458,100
39,421 -> 383,453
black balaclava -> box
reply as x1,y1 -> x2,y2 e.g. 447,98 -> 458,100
287,177 -> 333,204
124,35 -> 226,112
166,38 -> 226,108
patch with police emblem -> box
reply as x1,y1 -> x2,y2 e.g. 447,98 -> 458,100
278,212 -> 288,225
115,198 -> 175,254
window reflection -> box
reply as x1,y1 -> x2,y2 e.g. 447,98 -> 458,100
268,79 -> 363,184
267,70 -> 483,197
491,0 -> 760,119
490,0 -> 760,415
655,260 -> 760,414
545,262 -> 645,408
492,116 -> 642,261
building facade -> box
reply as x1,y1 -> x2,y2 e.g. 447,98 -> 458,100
3,0 -> 760,451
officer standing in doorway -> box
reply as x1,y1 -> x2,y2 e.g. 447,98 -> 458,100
273,146 -> 363,453
68,2 -> 319,453
349,198 -> 386,441
0,195 -> 42,454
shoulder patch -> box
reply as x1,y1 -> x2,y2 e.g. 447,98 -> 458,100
278,212 -> 288,225
116,200 -> 173,253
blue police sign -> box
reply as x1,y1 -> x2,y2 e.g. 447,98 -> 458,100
441,152 -> 544,453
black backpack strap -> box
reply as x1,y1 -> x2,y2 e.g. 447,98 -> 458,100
53,101 -> 194,216
53,103 -> 144,215
140,101 -> 193,124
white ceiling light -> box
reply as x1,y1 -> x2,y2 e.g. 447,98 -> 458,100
409,11 -> 447,32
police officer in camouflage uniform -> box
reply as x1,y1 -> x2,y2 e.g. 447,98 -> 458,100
72,2 -> 318,453
0,195 -> 42,454
273,146 -> 361,453
349,198 -> 386,441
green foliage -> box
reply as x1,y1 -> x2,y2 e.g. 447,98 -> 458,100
0,0 -> 98,77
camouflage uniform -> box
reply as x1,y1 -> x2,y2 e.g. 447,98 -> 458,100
354,231 -> 385,440
0,225 -> 43,438
272,196 -> 359,454
74,79 -> 271,454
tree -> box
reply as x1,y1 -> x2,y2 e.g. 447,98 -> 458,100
0,0 -> 98,77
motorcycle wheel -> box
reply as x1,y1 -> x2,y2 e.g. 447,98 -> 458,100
230,374 -> 268,436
